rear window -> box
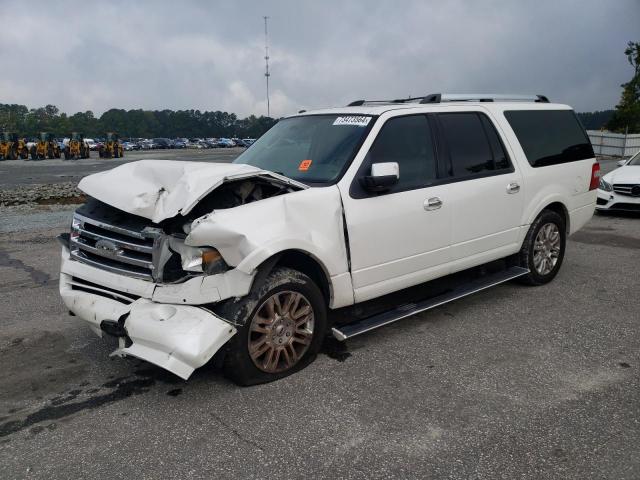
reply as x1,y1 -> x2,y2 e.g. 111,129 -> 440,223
504,110 -> 594,167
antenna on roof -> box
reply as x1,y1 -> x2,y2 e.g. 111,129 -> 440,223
263,16 -> 271,118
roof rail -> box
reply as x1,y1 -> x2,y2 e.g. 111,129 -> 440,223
347,93 -> 549,107
418,93 -> 550,103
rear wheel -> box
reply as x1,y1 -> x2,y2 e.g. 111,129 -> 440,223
216,267 -> 327,386
516,209 -> 566,285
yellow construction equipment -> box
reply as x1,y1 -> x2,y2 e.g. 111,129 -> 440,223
30,132 -> 60,160
98,132 -> 124,158
64,132 -> 90,160
0,132 -> 29,160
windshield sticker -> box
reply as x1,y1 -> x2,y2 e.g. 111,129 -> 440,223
298,159 -> 312,171
333,116 -> 371,127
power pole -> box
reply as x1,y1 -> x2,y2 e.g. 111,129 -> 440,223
263,16 -> 271,118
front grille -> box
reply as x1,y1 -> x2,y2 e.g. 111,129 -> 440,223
70,213 -> 160,281
610,203 -> 640,212
613,184 -> 640,197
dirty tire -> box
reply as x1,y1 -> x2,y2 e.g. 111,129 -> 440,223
215,267 -> 327,386
516,209 -> 566,286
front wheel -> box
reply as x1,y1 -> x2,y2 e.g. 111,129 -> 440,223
216,267 -> 327,386
516,209 -> 566,285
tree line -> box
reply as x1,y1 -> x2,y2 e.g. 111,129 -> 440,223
0,104 -> 278,139
606,41 -> 640,134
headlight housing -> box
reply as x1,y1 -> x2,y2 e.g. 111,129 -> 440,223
168,236 -> 228,275
598,178 -> 613,192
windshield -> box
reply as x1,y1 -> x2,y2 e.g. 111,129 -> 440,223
233,114 -> 373,183
628,151 -> 640,166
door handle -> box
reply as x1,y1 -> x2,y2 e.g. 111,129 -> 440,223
506,182 -> 520,194
424,197 -> 443,211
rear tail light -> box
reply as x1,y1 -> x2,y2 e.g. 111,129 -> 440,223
589,162 -> 600,191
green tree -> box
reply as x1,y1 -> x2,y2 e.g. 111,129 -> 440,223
606,41 -> 640,133
0,102 -> 277,139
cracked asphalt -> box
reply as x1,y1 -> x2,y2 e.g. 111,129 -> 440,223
1,156 -> 639,479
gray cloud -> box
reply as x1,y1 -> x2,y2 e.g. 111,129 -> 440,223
1,0 -> 638,116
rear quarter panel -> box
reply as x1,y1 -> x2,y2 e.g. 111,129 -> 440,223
489,104 -> 596,238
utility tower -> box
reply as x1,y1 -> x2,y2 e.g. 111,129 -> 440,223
263,16 -> 271,118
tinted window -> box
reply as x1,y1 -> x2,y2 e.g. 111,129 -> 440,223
504,110 -> 594,167
439,112 -> 510,178
367,115 -> 436,191
479,114 -> 510,170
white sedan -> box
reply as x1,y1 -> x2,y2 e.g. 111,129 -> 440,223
597,151 -> 640,212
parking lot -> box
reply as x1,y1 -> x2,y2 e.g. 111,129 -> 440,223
1,153 -> 639,479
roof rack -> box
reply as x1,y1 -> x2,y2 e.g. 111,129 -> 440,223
347,93 -> 549,107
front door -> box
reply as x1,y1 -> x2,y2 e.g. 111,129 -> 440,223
339,114 -> 452,303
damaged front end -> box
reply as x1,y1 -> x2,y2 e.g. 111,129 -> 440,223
60,161 -> 310,379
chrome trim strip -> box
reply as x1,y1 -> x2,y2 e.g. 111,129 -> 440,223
74,213 -> 154,240
77,227 -> 154,253
71,237 -> 153,269
70,249 -> 152,281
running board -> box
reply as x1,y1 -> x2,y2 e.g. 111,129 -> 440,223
332,266 -> 529,341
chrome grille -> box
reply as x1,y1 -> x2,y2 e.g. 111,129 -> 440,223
70,213 -> 161,281
612,184 -> 640,197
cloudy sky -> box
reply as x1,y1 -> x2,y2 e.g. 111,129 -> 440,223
1,0 -> 638,117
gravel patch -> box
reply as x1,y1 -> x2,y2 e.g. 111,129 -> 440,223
0,181 -> 84,207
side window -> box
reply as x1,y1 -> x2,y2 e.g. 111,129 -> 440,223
504,110 -> 594,167
367,115 -> 436,191
438,112 -> 512,178
479,114 -> 510,170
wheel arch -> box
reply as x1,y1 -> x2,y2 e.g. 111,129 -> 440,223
541,201 -> 569,234
526,197 -> 570,235
251,249 -> 333,307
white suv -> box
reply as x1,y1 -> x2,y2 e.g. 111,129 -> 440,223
58,94 -> 598,385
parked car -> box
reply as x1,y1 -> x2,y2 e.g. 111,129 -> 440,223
217,138 -> 235,148
58,93 -> 597,386
122,141 -> 140,152
596,150 -> 640,212
243,138 -> 256,146
233,138 -> 249,148
173,140 -> 187,149
152,138 -> 174,149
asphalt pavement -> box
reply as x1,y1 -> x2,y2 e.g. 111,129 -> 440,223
0,155 -> 639,479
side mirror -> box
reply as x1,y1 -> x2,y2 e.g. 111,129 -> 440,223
617,159 -> 627,167
361,162 -> 399,192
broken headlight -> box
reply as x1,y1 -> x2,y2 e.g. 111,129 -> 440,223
168,237 -> 228,275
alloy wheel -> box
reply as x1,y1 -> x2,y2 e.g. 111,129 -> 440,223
248,290 -> 315,373
533,222 -> 561,275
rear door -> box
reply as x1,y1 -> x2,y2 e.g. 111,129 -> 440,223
435,111 -> 524,269
339,114 -> 452,302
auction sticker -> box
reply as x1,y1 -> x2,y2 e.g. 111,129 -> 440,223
333,116 -> 371,127
298,159 -> 312,171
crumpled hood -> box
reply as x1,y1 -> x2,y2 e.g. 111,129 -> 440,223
603,165 -> 640,185
78,160 -> 306,222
